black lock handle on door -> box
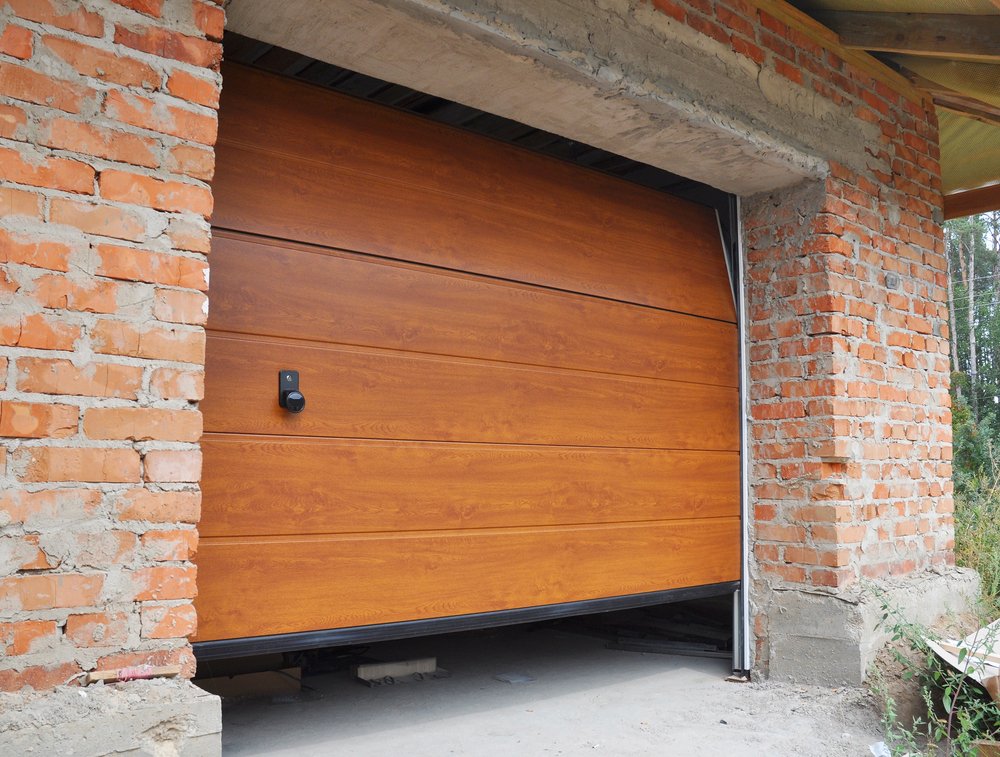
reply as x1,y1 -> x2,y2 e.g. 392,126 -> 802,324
278,370 -> 306,413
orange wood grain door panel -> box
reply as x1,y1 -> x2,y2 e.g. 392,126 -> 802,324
196,64 -> 741,642
196,519 -> 741,640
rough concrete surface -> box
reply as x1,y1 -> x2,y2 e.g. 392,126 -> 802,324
0,679 -> 221,756
225,0 -> 834,195
766,568 -> 979,685
220,626 -> 883,756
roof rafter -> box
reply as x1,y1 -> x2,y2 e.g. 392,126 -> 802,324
899,68 -> 1000,127
944,184 -> 1000,219
813,11 -> 1000,62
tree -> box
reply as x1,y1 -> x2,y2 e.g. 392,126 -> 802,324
947,211 -> 1000,430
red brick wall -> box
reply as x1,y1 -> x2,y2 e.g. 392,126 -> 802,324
0,0 -> 220,691
648,0 -> 950,659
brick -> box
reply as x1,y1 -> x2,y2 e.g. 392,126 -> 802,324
141,529 -> 198,561
0,401 -> 77,438
166,68 -> 219,107
43,36 -> 160,90
756,524 -> 807,542
0,620 -> 59,656
50,198 -> 147,242
131,565 -> 196,601
651,0 -> 686,22
65,612 -> 128,648
2,266 -> 24,298
17,357 -> 143,399
0,488 -> 102,528
114,23 -> 221,68
166,217 -> 211,253
96,244 -> 208,289
731,35 -> 765,65
0,23 -> 32,59
84,407 -> 202,442
192,1 -> 224,40
783,546 -> 819,565
17,534 -> 58,570
153,288 -> 208,324
97,647 -> 194,678
0,662 -> 81,693
686,14 -> 730,46
761,563 -> 807,583
0,62 -> 93,113
104,89 -> 217,146
810,568 -> 853,588
115,488 -> 200,523
0,102 -> 28,138
20,447 -> 141,483
0,146 -> 94,194
166,143 -> 214,180
141,603 -> 196,639
42,118 -> 158,168
150,367 -> 204,400
0,186 -> 43,218
143,449 -> 201,483
0,312 -> 80,350
111,0 -> 163,17
0,229 -> 72,271
91,319 -> 205,363
34,274 -> 119,314
0,573 -> 103,612
5,0 -> 104,36
73,530 -> 138,569
99,169 -> 213,215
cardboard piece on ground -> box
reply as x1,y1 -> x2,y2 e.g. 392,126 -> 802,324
973,739 -> 1000,757
927,618 -> 1000,702
196,668 -> 301,699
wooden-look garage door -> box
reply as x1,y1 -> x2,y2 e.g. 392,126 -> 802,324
194,64 -> 741,643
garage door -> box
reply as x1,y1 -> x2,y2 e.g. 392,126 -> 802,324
194,64 -> 741,644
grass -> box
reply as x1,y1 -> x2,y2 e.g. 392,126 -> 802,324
955,460 -> 1000,618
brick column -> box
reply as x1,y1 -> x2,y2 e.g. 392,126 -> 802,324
0,0 -> 220,694
743,117 -> 959,678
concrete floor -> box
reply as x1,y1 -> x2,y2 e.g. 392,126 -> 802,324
219,625 -> 884,756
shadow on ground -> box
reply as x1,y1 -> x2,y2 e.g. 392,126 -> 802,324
217,624 -> 883,756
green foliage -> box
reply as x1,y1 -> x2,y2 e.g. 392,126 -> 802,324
874,595 -> 1000,756
948,214 -> 1000,614
952,394 -> 994,494
954,456 -> 1000,618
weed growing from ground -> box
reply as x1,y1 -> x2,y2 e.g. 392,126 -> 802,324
874,596 -> 999,756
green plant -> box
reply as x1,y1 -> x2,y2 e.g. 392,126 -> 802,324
952,449 -> 1000,621
874,595 -> 1000,756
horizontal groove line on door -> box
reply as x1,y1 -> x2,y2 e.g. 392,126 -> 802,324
204,330 -> 741,391
198,515 -> 741,545
210,226 -> 739,327
199,431 -> 740,454
211,140 -> 726,278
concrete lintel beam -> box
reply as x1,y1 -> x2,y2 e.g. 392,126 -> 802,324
223,0 -> 859,196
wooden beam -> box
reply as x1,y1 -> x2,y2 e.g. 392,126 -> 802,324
944,184 -> 1000,220
934,96 -> 1000,127
812,11 -> 1000,62
898,67 -> 1000,127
